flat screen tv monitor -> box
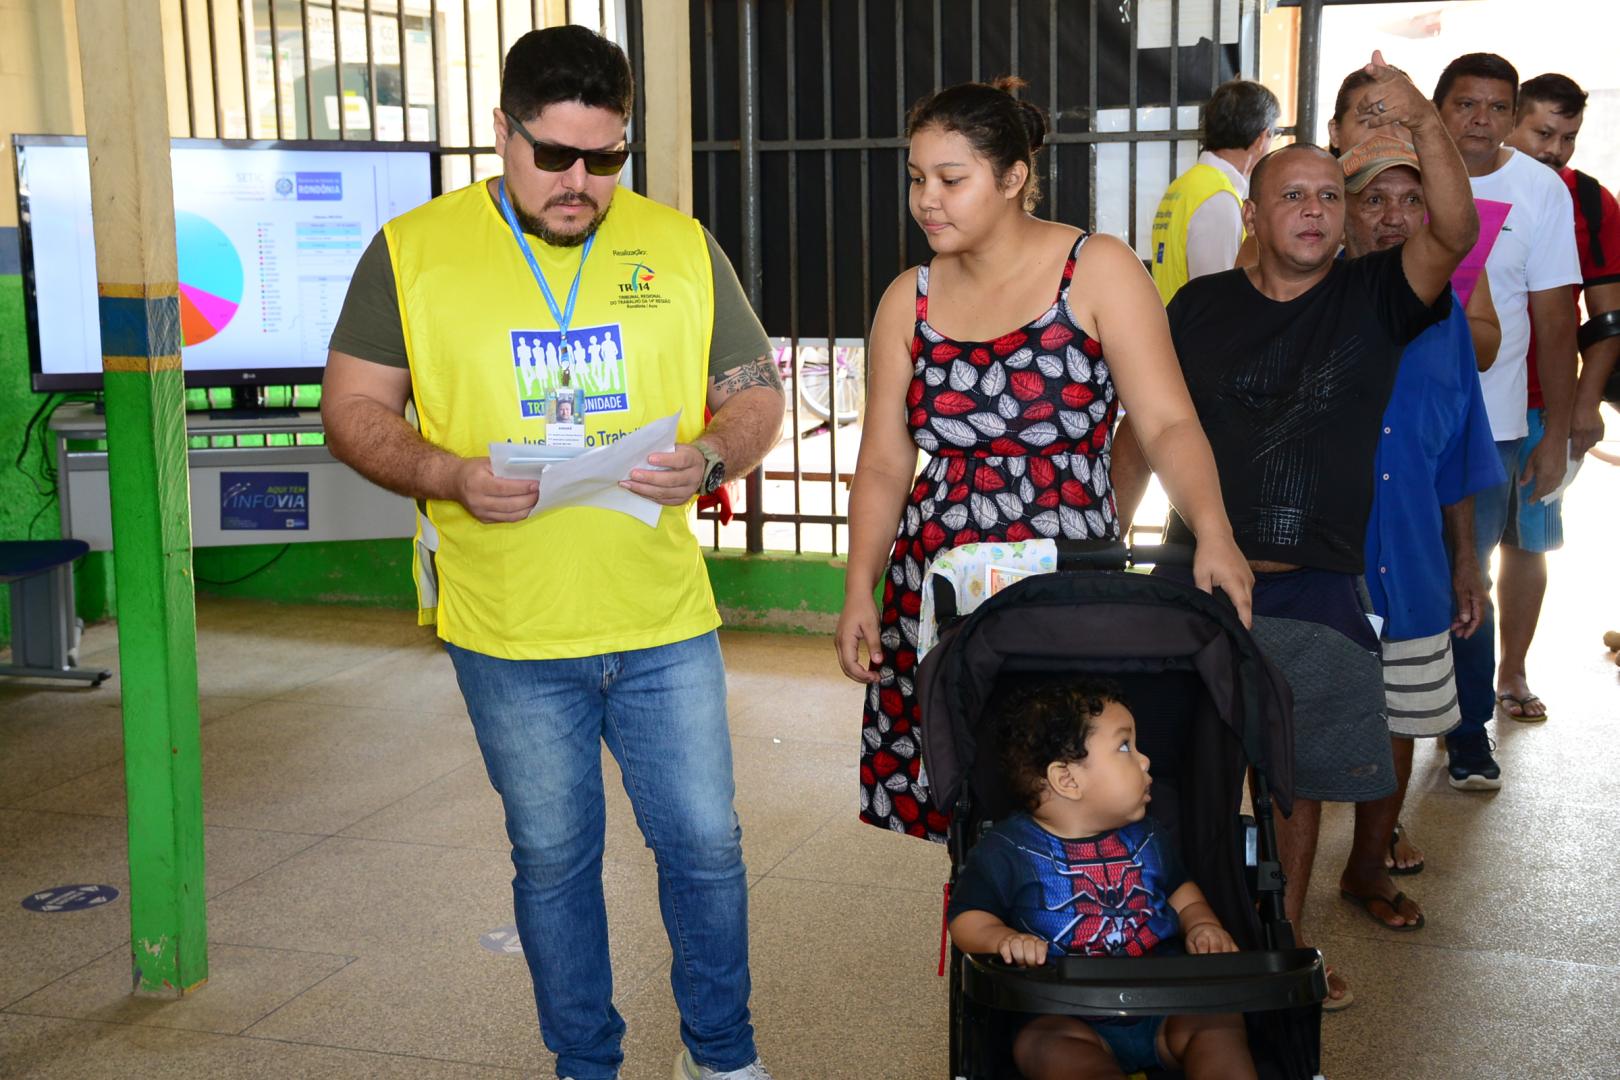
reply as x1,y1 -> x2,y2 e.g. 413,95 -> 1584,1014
13,135 -> 439,392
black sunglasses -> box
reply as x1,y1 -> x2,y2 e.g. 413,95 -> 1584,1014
502,111 -> 629,176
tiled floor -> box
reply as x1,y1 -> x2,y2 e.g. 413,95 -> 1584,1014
4,462 -> 1620,1078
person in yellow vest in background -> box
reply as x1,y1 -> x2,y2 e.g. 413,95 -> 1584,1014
1149,80 -> 1281,305
321,26 -> 783,1080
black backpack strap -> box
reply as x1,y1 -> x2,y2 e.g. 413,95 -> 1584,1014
1574,169 -> 1606,271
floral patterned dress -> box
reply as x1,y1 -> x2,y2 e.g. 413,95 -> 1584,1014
859,234 -> 1121,840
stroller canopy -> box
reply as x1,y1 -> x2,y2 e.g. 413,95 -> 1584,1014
916,569 -> 1295,818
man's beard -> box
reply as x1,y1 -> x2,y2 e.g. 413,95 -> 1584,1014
513,191 -> 612,248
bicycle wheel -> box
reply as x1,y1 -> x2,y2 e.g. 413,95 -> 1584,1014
799,355 -> 862,425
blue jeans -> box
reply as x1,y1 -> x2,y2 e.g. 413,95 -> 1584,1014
1452,438 -> 1525,741
446,632 -> 754,1080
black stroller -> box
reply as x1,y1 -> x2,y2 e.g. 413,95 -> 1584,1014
917,541 -> 1327,1079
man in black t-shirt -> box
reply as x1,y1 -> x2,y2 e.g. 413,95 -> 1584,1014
1112,52 -> 1478,1009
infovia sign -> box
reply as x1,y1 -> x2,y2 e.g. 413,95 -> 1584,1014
221,472 -> 310,531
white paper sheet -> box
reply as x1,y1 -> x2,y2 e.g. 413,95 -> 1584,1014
488,410 -> 680,528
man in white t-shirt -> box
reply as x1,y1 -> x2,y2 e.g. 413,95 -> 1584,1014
1432,53 -> 1581,791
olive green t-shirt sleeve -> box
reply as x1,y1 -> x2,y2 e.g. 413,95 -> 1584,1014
327,230 -> 409,368
702,227 -> 775,379
326,223 -> 773,376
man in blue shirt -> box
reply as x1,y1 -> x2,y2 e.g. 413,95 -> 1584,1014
1337,136 -> 1505,934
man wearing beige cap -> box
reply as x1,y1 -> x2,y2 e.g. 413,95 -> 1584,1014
1338,134 -> 1505,940
1112,53 -> 1478,1008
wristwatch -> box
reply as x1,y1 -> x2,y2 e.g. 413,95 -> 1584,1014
694,441 -> 727,496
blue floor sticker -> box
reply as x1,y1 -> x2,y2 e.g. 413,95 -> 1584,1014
22,884 -> 120,913
479,925 -> 525,955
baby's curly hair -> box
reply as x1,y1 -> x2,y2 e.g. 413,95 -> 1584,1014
995,678 -> 1127,812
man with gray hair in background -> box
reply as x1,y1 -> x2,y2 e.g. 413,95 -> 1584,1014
1148,78 -> 1280,304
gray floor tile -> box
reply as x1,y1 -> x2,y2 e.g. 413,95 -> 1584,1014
0,1012 -> 521,1078
1313,930 -> 1620,1080
619,875 -> 950,1080
765,807 -> 949,893
0,694 -> 259,806
205,834 -> 672,992
239,947 -> 557,1072
19,699 -> 481,834
5,942 -> 351,1035
277,638 -> 471,717
0,811 -> 324,1010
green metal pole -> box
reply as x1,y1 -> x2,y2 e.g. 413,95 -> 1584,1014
76,0 -> 208,994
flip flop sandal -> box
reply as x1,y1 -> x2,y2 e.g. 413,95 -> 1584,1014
1496,691 -> 1548,722
1322,965 -> 1355,1012
1340,888 -> 1425,931
1388,824 -> 1424,876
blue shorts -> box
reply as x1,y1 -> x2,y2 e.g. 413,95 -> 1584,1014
1503,408 -> 1564,554
1093,1015 -> 1168,1073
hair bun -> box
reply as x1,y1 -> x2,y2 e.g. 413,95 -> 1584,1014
990,75 -> 1047,153
1017,100 -> 1047,153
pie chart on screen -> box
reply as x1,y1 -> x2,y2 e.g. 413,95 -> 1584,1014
175,211 -> 244,347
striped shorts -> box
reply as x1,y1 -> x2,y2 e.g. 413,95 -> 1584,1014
1381,631 -> 1461,738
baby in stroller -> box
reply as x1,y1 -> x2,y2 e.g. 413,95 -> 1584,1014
946,677 -> 1257,1080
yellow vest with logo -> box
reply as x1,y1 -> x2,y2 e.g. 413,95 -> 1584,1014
386,181 -> 718,660
1149,162 -> 1244,306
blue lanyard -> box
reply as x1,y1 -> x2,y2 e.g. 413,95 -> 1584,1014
497,178 -> 595,356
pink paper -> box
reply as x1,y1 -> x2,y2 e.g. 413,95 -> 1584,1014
1452,198 -> 1511,307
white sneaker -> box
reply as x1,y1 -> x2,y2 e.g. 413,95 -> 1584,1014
673,1049 -> 774,1080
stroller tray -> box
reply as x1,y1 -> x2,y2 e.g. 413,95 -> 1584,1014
961,948 -> 1326,1017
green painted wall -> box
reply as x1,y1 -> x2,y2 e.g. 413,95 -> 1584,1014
0,272 -> 114,650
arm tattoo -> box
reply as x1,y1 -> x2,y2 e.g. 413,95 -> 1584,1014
711,354 -> 784,399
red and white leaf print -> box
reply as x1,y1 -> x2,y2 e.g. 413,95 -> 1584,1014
1089,400 -> 1109,424
995,492 -> 1024,520
1039,321 -> 1074,351
1059,504 -> 1088,536
967,412 -> 1007,438
1074,454 -> 1093,484
913,427 -> 940,452
932,416 -> 978,447
1021,422 -> 1059,446
1030,305 -> 1060,328
1086,508 -> 1106,535
1035,352 -> 1065,378
904,504 -> 921,532
1005,456 -> 1027,478
1020,477 -> 1037,504
1003,346 -> 1035,369
991,437 -> 1025,456
1031,510 -> 1061,537
884,773 -> 911,792
969,347 -> 993,367
997,394 -> 1021,419
906,380 -> 925,408
940,503 -> 970,530
978,365 -> 1007,397
923,364 -> 948,386
904,558 -> 923,591
931,341 -> 961,361
970,493 -> 999,529
1009,371 -> 1046,401
992,330 -> 1028,354
1081,335 -> 1104,358
1059,410 -> 1092,439
950,360 -> 979,391
920,520 -> 947,552
1065,345 -> 1093,384
892,735 -> 917,758
871,784 -> 891,819
1029,457 -> 1056,488
919,321 -> 944,343
932,390 -> 975,416
1022,400 -> 1055,422
973,466 -> 1006,492
1061,381 -> 1095,409
1061,479 -> 1092,506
